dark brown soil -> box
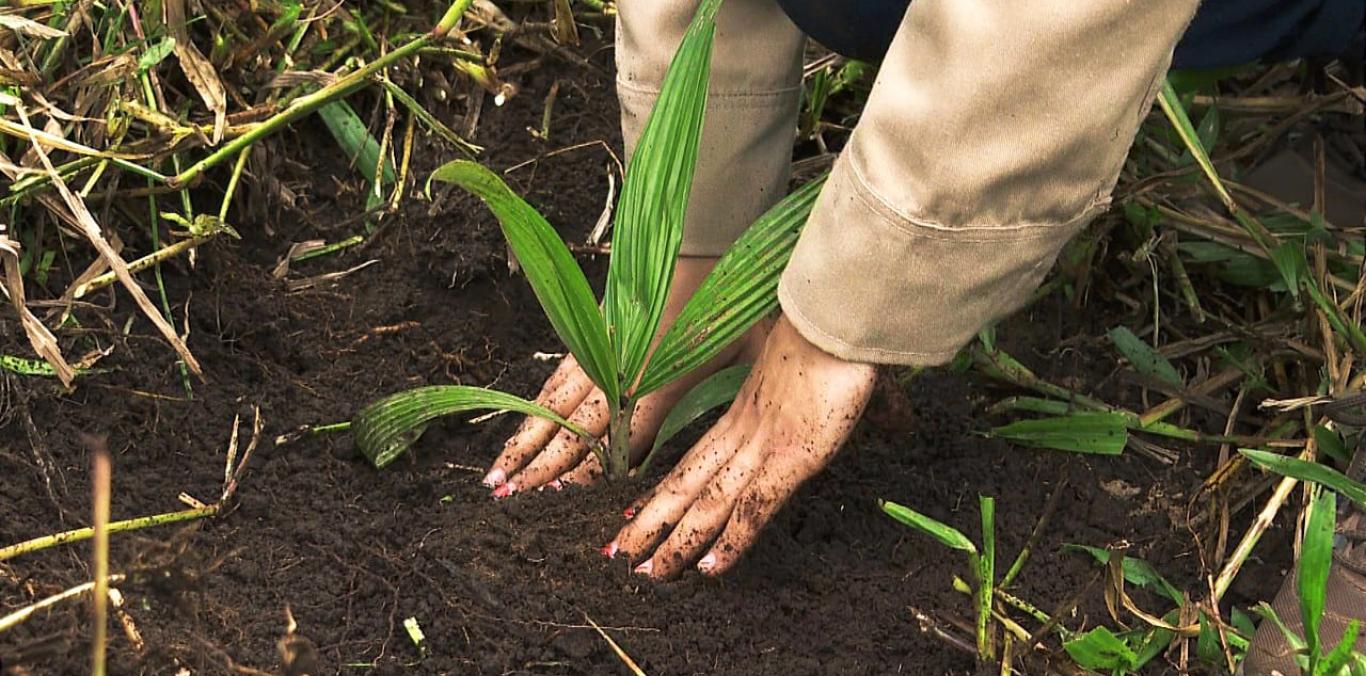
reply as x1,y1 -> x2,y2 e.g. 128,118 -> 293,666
0,38 -> 1290,676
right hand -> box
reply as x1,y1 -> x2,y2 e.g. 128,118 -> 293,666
482,256 -> 772,496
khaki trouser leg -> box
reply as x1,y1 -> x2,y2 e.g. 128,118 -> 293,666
616,0 -> 805,257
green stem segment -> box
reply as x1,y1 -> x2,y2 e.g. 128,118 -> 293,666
0,506 -> 218,563
607,399 -> 637,480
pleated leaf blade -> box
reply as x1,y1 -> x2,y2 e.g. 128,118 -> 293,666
428,160 -> 618,402
636,177 -> 825,396
605,0 -> 722,391
354,385 -> 589,468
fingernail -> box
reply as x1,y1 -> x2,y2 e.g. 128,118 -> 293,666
600,541 -> 618,559
633,559 -> 653,575
697,552 -> 717,573
623,506 -> 636,520
547,480 -> 563,491
482,468 -> 506,488
492,482 -> 516,499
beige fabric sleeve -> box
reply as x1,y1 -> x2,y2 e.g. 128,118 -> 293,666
616,0 -> 805,257
779,0 -> 1203,365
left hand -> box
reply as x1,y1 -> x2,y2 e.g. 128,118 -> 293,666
603,314 -> 877,579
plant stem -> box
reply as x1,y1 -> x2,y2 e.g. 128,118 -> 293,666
0,575 -> 127,634
91,451 -> 110,676
607,399 -> 637,480
171,0 -> 474,187
0,506 -> 219,563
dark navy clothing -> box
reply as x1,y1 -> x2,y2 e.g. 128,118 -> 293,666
775,0 -> 1365,67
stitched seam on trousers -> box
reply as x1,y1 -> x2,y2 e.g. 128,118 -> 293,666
844,143 -> 1111,238
616,78 -> 801,101
779,285 -> 961,362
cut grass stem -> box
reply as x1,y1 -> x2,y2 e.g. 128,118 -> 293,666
0,505 -> 219,563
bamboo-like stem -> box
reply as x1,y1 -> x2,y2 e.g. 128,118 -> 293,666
0,575 -> 127,634
1212,453 -> 1306,602
91,451 -> 111,676
72,236 -> 215,299
171,0 -> 474,188
218,146 -> 252,221
0,506 -> 219,563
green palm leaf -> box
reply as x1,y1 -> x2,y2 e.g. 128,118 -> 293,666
605,0 -> 722,391
635,176 -> 825,396
428,160 -> 618,402
353,385 -> 590,468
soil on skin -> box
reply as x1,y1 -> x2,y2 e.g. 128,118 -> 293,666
0,34 -> 1291,676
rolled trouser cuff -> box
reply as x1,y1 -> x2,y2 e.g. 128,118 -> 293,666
778,154 -> 1100,366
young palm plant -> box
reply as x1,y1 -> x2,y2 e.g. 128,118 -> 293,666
352,0 -> 825,479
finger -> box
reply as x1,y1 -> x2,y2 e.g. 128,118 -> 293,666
642,436 -> 767,579
610,412 -> 746,560
558,451 -> 603,486
485,356 -> 594,487
500,389 -> 611,496
698,460 -> 810,576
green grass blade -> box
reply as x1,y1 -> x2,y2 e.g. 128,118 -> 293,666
637,364 -> 749,475
317,100 -> 396,186
977,495 -> 996,660
1108,326 -> 1182,387
604,0 -> 722,390
1063,626 -> 1138,671
635,177 -> 825,396
353,385 -> 589,468
428,160 -> 618,402
1318,621 -> 1361,676
1301,488 -> 1336,673
878,499 -> 977,554
1063,544 -> 1185,605
991,412 -> 1129,455
1241,449 -> 1366,507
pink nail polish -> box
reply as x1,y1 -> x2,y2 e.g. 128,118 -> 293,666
697,552 -> 717,573
623,506 -> 636,520
600,542 -> 618,559
547,480 -> 563,491
482,468 -> 506,488
634,559 -> 653,575
492,482 -> 516,499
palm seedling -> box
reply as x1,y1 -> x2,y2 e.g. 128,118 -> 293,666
351,0 -> 825,479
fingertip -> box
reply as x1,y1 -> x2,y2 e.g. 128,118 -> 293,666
633,559 -> 653,576
491,482 -> 517,499
697,551 -> 717,574
482,467 -> 506,488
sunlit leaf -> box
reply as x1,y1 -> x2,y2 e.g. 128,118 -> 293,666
1064,626 -> 1137,671
605,0 -> 722,388
353,385 -> 589,468
879,499 -> 977,554
1240,449 -> 1366,507
428,160 -> 618,402
991,412 -> 1129,455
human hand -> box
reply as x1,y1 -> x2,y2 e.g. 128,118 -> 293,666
603,314 -> 876,578
482,256 -> 771,495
